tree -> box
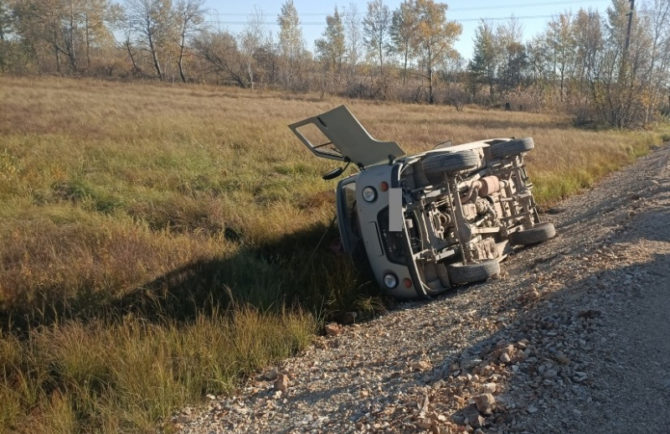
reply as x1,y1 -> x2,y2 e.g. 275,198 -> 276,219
363,0 -> 391,82
525,35 -> 550,84
343,3 -> 362,82
411,0 -> 462,103
174,0 -> 203,82
578,0 -> 668,128
125,0 -> 174,80
315,7 -> 346,88
80,0 -> 117,71
640,0 -> 670,122
389,0 -> 416,84
469,21 -> 498,99
497,18 -> 527,92
239,7 -> 267,89
277,0 -> 303,88
0,0 -> 12,71
58,0 -> 81,72
11,0 -> 69,73
0,0 -> 12,41
193,30 -> 249,87
572,9 -> 603,85
10,0 -> 116,74
546,13 -> 574,101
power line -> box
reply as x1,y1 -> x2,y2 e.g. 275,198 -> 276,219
451,0 -> 608,12
202,15 -> 558,27
208,0 -> 609,17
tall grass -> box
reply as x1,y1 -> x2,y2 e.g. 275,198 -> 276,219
0,309 -> 314,432
0,76 -> 667,431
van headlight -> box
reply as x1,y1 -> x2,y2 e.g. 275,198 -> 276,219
383,273 -> 398,289
362,186 -> 377,202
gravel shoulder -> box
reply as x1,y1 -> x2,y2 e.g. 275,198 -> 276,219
174,144 -> 670,433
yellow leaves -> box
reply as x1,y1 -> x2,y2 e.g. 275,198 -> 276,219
445,21 -> 463,39
410,0 -> 461,56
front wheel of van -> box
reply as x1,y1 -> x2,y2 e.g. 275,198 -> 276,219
447,259 -> 500,285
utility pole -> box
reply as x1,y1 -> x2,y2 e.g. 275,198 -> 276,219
624,0 -> 635,57
617,0 -> 636,128
620,0 -> 635,81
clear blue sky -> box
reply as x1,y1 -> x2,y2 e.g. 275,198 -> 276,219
202,0 -> 614,60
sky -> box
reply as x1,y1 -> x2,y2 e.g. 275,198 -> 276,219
201,0 -> 615,61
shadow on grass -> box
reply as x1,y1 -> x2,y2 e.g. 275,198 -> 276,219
0,221 -> 382,335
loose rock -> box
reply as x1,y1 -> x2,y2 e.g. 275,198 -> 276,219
324,322 -> 343,336
274,374 -> 289,393
473,393 -> 496,415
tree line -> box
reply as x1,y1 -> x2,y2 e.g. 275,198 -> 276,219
0,0 -> 668,127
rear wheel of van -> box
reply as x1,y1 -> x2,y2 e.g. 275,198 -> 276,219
490,137 -> 534,159
420,150 -> 479,185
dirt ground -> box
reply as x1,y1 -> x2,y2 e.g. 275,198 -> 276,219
174,144 -> 670,433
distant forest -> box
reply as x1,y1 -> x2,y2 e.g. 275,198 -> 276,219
1,0 -> 669,127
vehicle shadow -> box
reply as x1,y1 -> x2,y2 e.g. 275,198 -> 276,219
0,221 -> 378,334
286,251 -> 668,428
380,250 -> 670,430
214,249 -> 669,429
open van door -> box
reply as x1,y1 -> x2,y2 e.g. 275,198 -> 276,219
289,105 -> 404,168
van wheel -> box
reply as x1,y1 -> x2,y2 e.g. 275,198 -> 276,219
447,259 -> 500,285
420,150 -> 479,185
509,222 -> 556,246
490,137 -> 534,159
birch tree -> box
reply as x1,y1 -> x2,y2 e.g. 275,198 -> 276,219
174,0 -> 203,83
277,0 -> 303,88
125,0 -> 174,80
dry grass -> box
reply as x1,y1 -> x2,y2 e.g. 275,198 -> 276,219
0,76 -> 667,432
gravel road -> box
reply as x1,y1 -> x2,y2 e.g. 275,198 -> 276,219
173,144 -> 670,433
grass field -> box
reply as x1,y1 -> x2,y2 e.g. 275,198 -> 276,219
0,76 -> 667,432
